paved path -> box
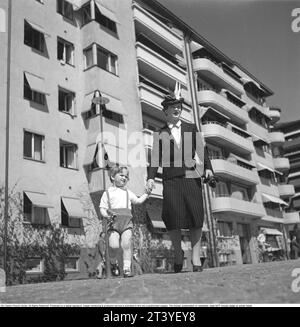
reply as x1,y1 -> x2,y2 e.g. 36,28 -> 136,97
1,260 -> 300,304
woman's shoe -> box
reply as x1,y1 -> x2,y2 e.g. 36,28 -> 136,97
174,250 -> 184,273
191,260 -> 203,272
192,265 -> 203,272
174,263 -> 183,273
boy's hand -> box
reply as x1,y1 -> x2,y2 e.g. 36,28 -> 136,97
146,179 -> 155,194
107,209 -> 117,218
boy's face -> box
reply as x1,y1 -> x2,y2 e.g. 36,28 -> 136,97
112,169 -> 129,188
164,103 -> 182,123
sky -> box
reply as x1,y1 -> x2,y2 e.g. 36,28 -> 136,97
159,0 -> 300,123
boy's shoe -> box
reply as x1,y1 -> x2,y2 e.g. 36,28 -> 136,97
123,268 -> 133,278
111,262 -> 120,277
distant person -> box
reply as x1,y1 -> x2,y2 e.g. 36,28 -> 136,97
257,229 -> 270,261
291,235 -> 299,260
100,165 -> 150,278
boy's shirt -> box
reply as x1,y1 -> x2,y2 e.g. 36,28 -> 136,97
99,186 -> 139,210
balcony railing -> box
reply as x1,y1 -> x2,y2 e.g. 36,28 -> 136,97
202,121 -> 249,140
209,155 -> 254,170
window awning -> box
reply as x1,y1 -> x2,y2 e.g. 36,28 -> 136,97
228,153 -> 255,168
200,106 -> 231,122
25,19 -> 50,37
94,1 -> 120,24
252,134 -> 269,146
240,77 -> 264,93
262,228 -> 283,236
257,162 -> 274,173
24,72 -> 48,95
24,191 -> 53,208
226,122 -> 251,138
82,92 -> 126,116
221,88 -> 246,107
61,197 -> 85,218
262,193 -> 288,206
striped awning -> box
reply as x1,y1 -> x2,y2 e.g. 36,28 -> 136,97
61,197 -> 85,218
24,191 -> 53,208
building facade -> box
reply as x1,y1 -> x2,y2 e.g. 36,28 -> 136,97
0,0 -> 293,277
274,118 -> 300,238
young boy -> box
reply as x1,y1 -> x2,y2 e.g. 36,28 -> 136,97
99,165 -> 149,277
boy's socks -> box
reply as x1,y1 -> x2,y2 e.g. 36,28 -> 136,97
123,259 -> 131,271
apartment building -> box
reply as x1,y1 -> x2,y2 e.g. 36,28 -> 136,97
133,0 -> 292,266
0,0 -> 292,276
273,118 -> 300,236
0,0 -> 145,275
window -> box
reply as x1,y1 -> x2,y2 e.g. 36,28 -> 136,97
24,131 -> 44,161
58,87 -> 75,115
57,0 -> 74,20
207,144 -> 223,159
84,45 -> 118,75
24,20 -> 45,52
57,38 -> 74,65
213,181 -> 229,198
95,4 -> 117,33
26,258 -> 44,274
97,46 -> 117,75
65,258 -> 80,272
81,2 -> 92,25
83,46 -> 93,69
217,221 -> 233,237
23,193 -> 48,225
23,74 -> 46,105
61,199 -> 82,228
60,141 -> 78,169
231,184 -> 249,201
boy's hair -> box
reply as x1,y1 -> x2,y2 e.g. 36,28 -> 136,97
109,164 -> 129,182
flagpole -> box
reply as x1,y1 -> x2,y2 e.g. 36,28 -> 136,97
184,33 -> 219,268
93,90 -> 111,279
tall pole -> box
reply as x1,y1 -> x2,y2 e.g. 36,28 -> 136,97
184,33 -> 219,267
3,0 -> 13,281
93,90 -> 111,278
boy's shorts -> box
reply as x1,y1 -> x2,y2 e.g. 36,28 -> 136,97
108,208 -> 133,235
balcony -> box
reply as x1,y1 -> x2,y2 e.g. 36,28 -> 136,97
193,58 -> 244,96
136,42 -> 187,90
133,3 -> 183,55
284,138 -> 300,152
268,107 -> 281,123
210,196 -> 265,219
269,131 -> 285,145
283,211 -> 300,224
138,83 -> 193,122
211,158 -> 259,185
278,184 -> 295,198
273,157 -> 290,172
202,122 -> 254,155
197,90 -> 249,125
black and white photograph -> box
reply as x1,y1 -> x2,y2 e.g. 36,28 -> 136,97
0,0 -> 300,310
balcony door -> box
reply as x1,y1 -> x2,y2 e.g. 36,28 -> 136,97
237,223 -> 252,264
